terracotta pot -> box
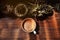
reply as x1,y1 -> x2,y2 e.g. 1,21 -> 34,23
21,18 -> 36,33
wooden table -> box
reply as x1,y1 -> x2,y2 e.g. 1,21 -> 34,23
0,11 -> 60,40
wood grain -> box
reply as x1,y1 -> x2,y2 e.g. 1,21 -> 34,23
0,11 -> 60,40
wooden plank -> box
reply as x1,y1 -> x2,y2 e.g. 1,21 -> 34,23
43,20 -> 50,40
50,11 -> 59,38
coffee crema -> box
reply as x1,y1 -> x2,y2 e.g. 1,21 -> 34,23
21,18 -> 36,33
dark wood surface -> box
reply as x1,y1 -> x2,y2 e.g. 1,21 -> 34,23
0,11 -> 60,40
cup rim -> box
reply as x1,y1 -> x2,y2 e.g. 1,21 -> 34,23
21,18 -> 36,33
